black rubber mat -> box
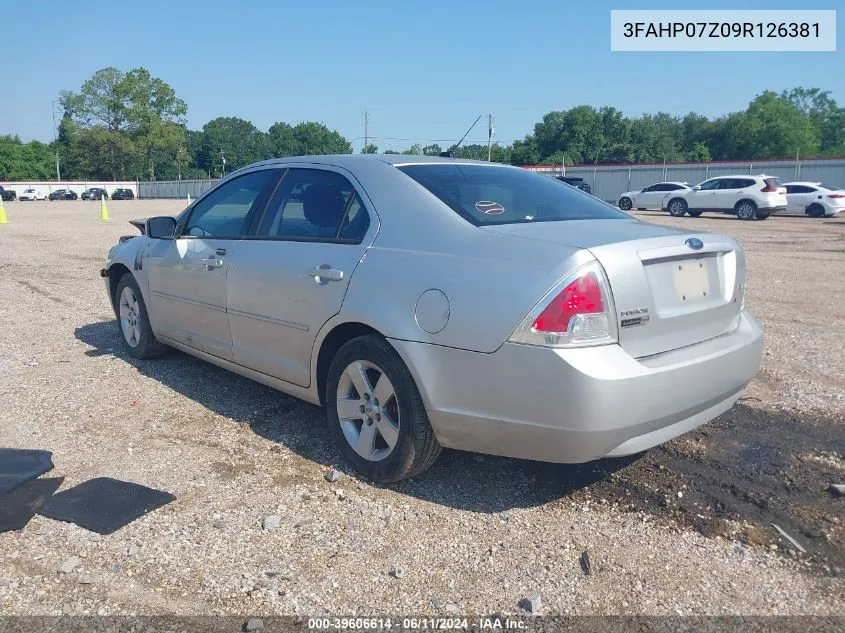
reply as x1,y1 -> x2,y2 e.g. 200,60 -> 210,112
0,477 -> 64,533
0,448 -> 54,495
39,477 -> 176,535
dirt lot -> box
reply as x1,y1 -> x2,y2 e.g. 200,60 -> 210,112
1,199 -> 844,616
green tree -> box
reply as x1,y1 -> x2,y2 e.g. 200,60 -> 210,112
782,87 -> 845,153
0,136 -> 54,180
196,117 -> 268,176
687,142 -> 711,162
267,122 -> 297,157
732,91 -> 820,158
361,143 -> 378,154
60,66 -> 187,180
422,144 -> 442,156
401,144 -> 423,155
290,122 -> 352,155
509,136 -> 540,165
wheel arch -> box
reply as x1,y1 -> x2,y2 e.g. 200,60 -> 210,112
734,198 -> 757,211
314,321 -> 383,406
106,263 -> 133,316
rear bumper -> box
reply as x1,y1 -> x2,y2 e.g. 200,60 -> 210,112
389,310 -> 763,463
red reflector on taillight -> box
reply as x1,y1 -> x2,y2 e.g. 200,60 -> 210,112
533,272 -> 604,332
828,193 -> 845,198
761,186 -> 777,192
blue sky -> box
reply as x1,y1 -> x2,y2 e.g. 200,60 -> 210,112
1,0 -> 841,152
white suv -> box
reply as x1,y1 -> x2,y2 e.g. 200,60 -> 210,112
662,175 -> 787,220
19,188 -> 46,201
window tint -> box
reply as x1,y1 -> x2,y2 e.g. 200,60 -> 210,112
665,184 -> 683,191
698,179 -> 723,191
736,179 -> 755,189
397,164 -> 626,226
787,185 -> 814,194
184,169 -> 276,238
258,168 -> 370,242
763,177 -> 783,188
641,185 -> 655,192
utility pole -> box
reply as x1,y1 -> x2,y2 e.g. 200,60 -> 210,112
363,109 -> 370,152
51,100 -> 61,181
487,114 -> 494,162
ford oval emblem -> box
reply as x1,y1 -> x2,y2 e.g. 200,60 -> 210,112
685,238 -> 703,250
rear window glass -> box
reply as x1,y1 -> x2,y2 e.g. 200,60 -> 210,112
764,177 -> 783,187
397,164 -> 626,226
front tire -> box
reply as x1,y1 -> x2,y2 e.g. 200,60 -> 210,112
325,334 -> 441,482
114,273 -> 167,359
618,197 -> 632,211
668,198 -> 687,217
735,200 -> 757,220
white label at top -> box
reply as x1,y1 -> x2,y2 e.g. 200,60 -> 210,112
611,10 -> 836,51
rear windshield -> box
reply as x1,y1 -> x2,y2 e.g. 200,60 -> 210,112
764,177 -> 783,187
397,164 -> 626,226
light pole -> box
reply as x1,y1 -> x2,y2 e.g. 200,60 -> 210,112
51,100 -> 61,181
221,150 -> 226,178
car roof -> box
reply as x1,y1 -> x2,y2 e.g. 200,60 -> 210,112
231,153 -> 511,175
708,174 -> 773,179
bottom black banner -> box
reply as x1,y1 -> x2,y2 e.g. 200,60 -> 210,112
0,616 -> 844,633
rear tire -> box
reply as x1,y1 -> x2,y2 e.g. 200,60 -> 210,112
114,273 -> 167,359
668,198 -> 687,217
755,210 -> 771,220
807,204 -> 825,218
325,334 -> 441,482
618,197 -> 632,211
735,200 -> 757,220
687,210 -> 703,217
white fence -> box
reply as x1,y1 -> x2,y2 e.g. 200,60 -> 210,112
0,181 -> 139,198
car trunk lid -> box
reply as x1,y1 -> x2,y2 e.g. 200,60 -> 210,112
482,219 -> 745,358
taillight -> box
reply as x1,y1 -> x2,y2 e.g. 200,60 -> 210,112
761,185 -> 778,193
828,193 -> 845,199
509,261 -> 617,348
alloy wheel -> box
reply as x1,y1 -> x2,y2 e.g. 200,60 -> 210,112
335,360 -> 400,462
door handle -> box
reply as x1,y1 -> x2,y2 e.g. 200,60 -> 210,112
216,248 -> 227,256
307,264 -> 344,283
203,256 -> 224,270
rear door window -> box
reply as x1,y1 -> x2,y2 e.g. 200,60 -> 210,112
398,164 -> 626,226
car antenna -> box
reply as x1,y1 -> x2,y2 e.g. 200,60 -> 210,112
441,115 -> 483,158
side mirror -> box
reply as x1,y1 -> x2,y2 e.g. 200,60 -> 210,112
692,185 -> 702,191
146,216 -> 177,239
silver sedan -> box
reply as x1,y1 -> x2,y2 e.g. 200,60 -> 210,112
101,155 -> 763,482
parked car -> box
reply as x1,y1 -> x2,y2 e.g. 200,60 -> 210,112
782,181 -> 845,217
19,188 -> 46,201
662,175 -> 787,220
81,187 -> 109,200
556,175 -> 591,194
111,188 -> 135,200
48,189 -> 78,201
0,186 -> 16,201
618,182 -> 690,211
101,155 -> 762,482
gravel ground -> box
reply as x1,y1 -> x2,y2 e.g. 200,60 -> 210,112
0,199 -> 843,617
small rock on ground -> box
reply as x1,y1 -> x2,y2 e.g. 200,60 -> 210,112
262,515 -> 281,530
519,593 -> 542,614
245,618 -> 264,631
59,557 -> 81,574
326,469 -> 344,483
